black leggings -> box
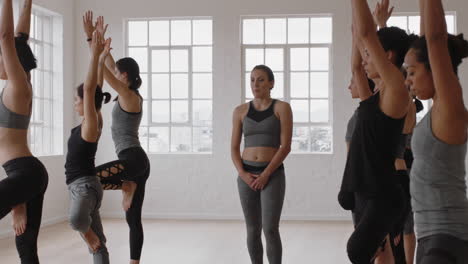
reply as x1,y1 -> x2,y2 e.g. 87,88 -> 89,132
0,156 -> 48,264
96,147 -> 150,261
347,190 -> 405,264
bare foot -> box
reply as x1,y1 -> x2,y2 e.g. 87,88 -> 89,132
83,228 -> 101,253
11,203 -> 27,236
122,181 -> 137,211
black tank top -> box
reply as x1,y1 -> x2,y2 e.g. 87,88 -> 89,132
340,92 -> 405,197
65,125 -> 98,185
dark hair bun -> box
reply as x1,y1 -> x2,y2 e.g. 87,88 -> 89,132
103,92 -> 112,104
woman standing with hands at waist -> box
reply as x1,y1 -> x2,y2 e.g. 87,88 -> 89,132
231,65 -> 293,264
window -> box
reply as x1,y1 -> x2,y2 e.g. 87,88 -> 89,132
387,13 -> 456,122
242,16 -> 333,153
126,18 -> 213,153
28,6 -> 63,156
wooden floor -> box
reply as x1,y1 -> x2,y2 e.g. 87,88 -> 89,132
0,219 -> 354,264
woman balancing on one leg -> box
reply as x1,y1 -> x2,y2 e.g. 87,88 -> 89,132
338,0 -> 413,262
83,12 -> 150,264
231,65 -> 292,264
0,0 -> 49,263
66,30 -> 111,264
404,0 -> 468,263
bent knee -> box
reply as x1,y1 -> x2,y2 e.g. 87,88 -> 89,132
69,214 -> 90,233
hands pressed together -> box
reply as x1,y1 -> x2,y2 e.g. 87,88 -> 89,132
240,171 -> 270,191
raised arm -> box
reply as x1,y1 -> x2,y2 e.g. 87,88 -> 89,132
423,0 -> 467,142
81,31 -> 104,143
15,0 -> 32,36
351,24 -> 373,101
94,16 -> 117,72
98,38 -> 112,88
352,0 -> 408,118
0,0 -> 29,95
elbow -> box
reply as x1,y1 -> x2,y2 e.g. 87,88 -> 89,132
281,145 -> 291,155
0,31 -> 14,42
426,31 -> 447,45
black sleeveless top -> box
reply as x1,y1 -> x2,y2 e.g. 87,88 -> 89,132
65,125 -> 98,185
340,92 -> 405,197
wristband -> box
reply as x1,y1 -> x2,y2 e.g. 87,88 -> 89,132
87,37 -> 92,42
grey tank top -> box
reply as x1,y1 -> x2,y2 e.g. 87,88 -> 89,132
0,90 -> 31,129
111,95 -> 142,154
243,100 -> 281,148
345,109 -> 358,143
411,110 -> 468,240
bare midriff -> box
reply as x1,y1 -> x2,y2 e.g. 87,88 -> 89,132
0,128 -> 32,165
242,146 -> 279,163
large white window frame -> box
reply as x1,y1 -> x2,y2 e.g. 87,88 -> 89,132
125,18 -> 213,154
28,5 -> 63,156
241,15 -> 333,154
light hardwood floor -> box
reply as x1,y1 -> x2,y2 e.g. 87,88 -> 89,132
0,219 -> 354,264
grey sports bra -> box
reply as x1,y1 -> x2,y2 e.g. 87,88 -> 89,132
0,90 -> 31,129
242,100 -> 281,148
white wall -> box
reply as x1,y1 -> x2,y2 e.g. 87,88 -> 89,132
70,0 -> 468,221
0,0 -> 75,237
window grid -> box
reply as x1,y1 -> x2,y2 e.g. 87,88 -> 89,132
242,16 -> 333,153
126,18 -> 213,153
29,9 -> 60,156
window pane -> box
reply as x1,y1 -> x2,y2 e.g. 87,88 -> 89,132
291,72 -> 309,98
290,48 -> 309,71
171,49 -> 189,72
43,73 -> 52,99
271,72 -> 284,99
149,127 -> 169,152
310,17 -> 332,43
151,50 -> 169,73
291,100 -> 308,122
193,127 -> 212,152
245,73 -> 253,98
288,18 -> 309,44
245,49 -> 264,71
171,100 -> 188,123
193,20 -> 212,45
129,48 -> 148,72
265,18 -> 286,44
36,15 -> 43,41
408,16 -> 420,35
193,47 -> 212,72
141,101 -> 148,126
31,14 -> 36,39
149,21 -> 169,46
171,127 -> 191,152
243,19 -> 264,44
387,16 -> 407,30
446,15 -> 455,34
291,126 -> 310,152
193,100 -> 212,126
171,74 -> 188,99
152,74 -> 169,99
152,100 -> 169,123
310,126 -> 332,153
33,98 -> 42,122
310,99 -> 329,122
44,44 -> 51,71
139,126 -> 149,150
265,48 -> 283,71
128,21 -> 148,46
310,48 -> 329,71
139,74 -> 148,99
193,73 -> 212,99
171,20 -> 191,45
310,72 -> 329,98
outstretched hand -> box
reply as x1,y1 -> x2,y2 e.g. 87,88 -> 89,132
95,16 -> 108,37
100,37 -> 112,61
372,0 -> 394,28
91,30 -> 105,57
82,11 -> 95,39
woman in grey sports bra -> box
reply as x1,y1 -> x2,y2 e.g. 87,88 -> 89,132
403,0 -> 468,263
83,13 -> 150,264
0,0 -> 50,263
231,65 -> 293,264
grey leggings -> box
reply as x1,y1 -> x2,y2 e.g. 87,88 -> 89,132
237,160 -> 286,264
416,234 -> 468,264
68,176 -> 109,264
